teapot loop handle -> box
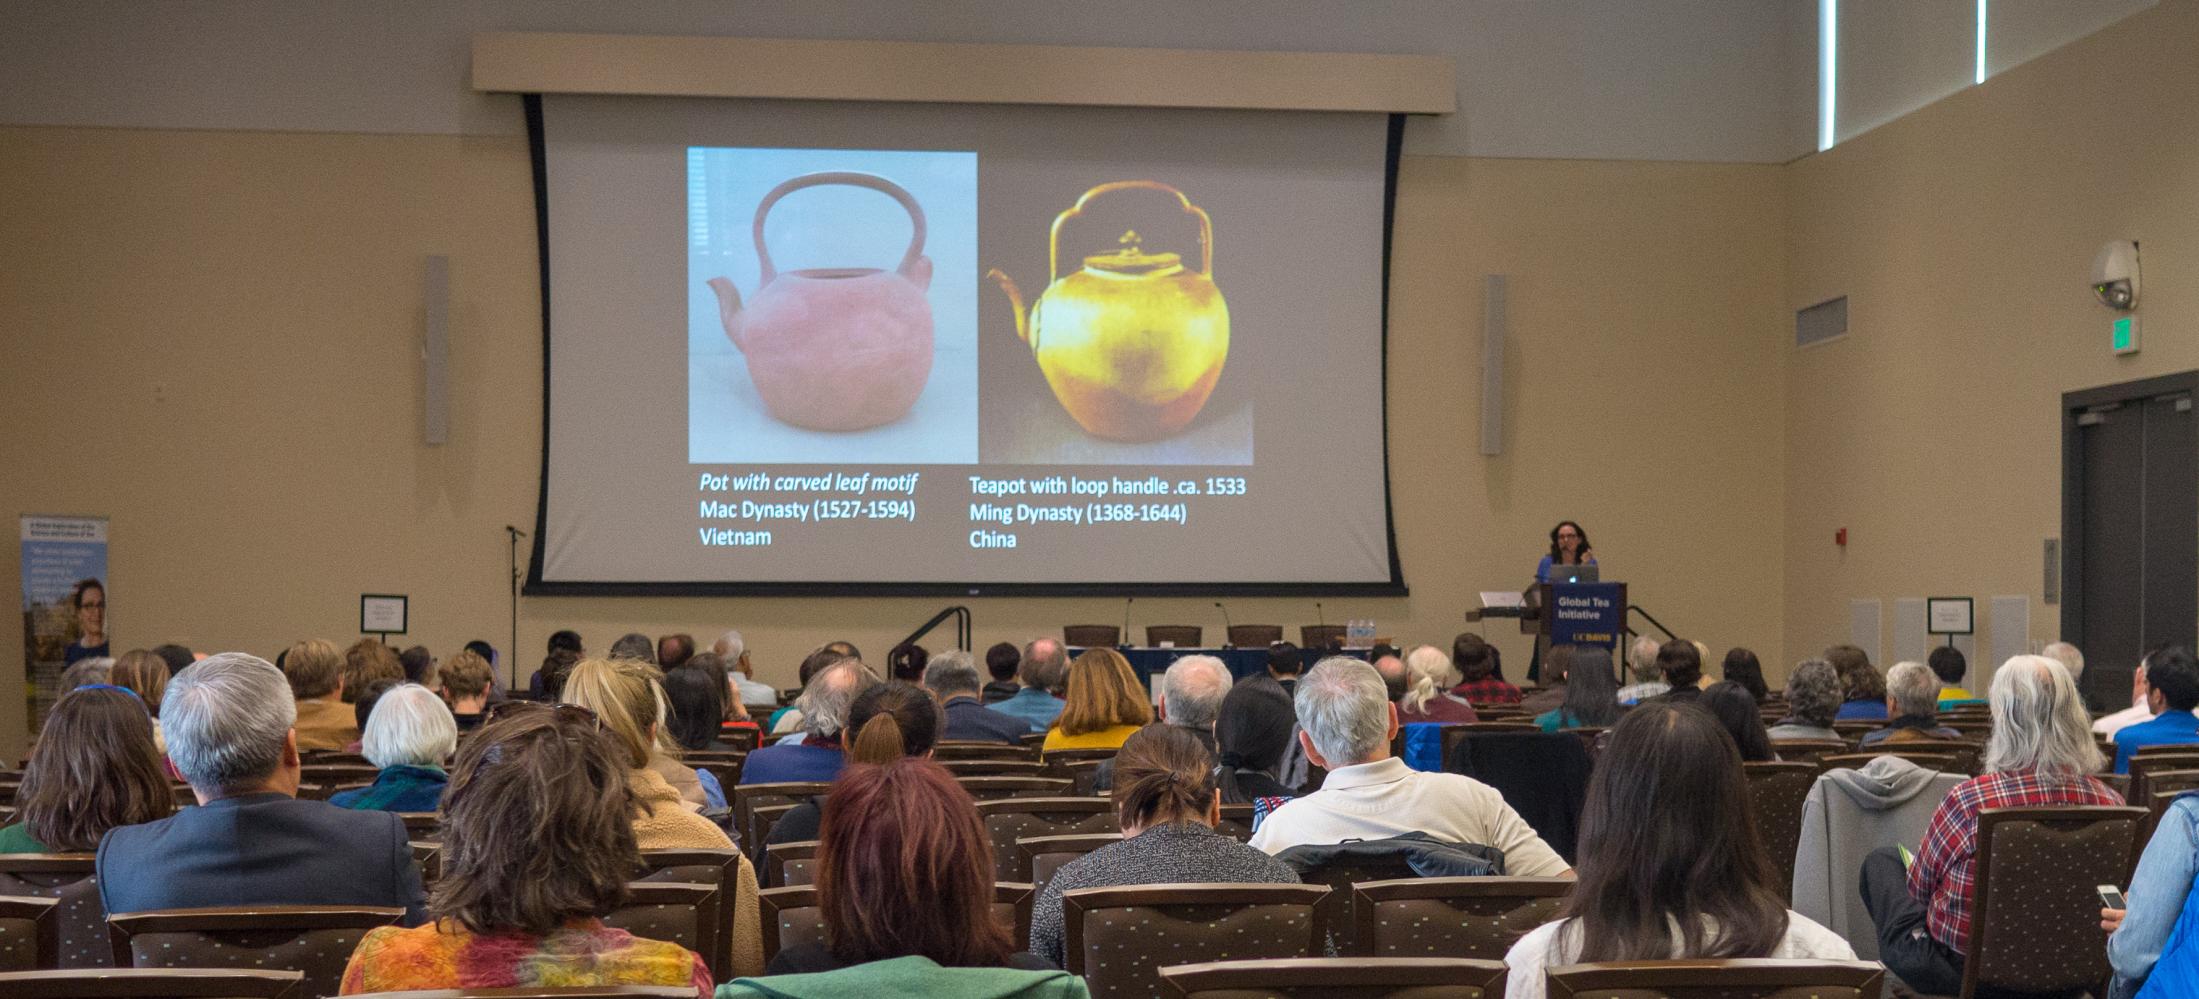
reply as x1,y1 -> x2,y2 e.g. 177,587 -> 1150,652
752,171 -> 928,286
1048,180 -> 1213,284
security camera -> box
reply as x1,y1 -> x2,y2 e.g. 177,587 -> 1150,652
2093,240 -> 2140,311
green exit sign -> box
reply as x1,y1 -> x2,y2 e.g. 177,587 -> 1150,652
2114,314 -> 2141,355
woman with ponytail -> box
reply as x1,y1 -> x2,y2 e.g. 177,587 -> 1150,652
1395,645 -> 1480,723
761,681 -> 940,866
1027,724 -> 1301,968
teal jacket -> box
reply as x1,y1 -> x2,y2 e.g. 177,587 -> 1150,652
718,956 -> 1088,999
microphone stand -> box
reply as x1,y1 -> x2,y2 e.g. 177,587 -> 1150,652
505,526 -> 525,693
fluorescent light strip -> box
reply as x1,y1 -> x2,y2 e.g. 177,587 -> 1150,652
1819,0 -> 1837,150
1976,0 -> 1989,84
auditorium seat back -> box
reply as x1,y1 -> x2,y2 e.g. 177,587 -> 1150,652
1738,762 -> 1817,905
2129,751 -> 2199,802
757,883 -> 1033,967
0,854 -> 105,968
1213,804 -> 1257,842
1763,740 -> 1845,764
1961,805 -> 2143,997
1542,959 -> 1883,998
601,882 -> 715,976
1064,884 -> 1328,999
731,782 -> 828,853
634,850 -> 743,980
977,798 -> 1118,881
954,776 -> 1074,801
1015,833 -> 1123,889
1158,956 -> 1507,999
1350,877 -> 1571,960
0,967 -> 306,998
106,905 -> 404,999
762,841 -> 818,888
933,742 -> 1042,763
0,896 -> 56,971
937,759 -> 1048,779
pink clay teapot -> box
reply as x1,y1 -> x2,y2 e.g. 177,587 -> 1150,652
706,171 -> 933,431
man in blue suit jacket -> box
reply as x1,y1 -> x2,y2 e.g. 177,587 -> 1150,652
924,650 -> 1033,744
98,653 -> 427,925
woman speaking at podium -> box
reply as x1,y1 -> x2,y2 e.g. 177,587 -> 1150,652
1527,521 -> 1595,683
1536,521 -> 1595,582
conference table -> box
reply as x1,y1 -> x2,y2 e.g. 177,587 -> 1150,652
1068,645 -> 1374,688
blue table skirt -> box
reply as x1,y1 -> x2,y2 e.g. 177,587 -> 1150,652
1070,645 -> 1370,687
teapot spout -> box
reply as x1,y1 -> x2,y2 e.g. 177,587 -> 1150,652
985,268 -> 1031,345
706,277 -> 746,350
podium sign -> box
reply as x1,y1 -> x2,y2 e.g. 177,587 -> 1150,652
1547,581 -> 1625,650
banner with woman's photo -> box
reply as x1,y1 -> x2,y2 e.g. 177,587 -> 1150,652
19,515 -> 107,727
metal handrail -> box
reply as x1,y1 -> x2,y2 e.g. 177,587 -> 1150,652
899,605 -> 972,653
1624,605 -> 1679,642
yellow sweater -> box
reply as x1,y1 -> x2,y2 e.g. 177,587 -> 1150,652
627,766 -> 763,979
1042,724 -> 1141,753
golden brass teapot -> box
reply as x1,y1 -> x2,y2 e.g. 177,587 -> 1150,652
988,181 -> 1229,442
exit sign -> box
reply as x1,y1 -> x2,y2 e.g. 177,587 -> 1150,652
2114,314 -> 2141,355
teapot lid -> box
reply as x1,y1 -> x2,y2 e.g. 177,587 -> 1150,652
1081,230 -> 1183,276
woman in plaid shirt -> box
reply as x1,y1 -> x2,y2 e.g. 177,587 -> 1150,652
1858,655 -> 2121,993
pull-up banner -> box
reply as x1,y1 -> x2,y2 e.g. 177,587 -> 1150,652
19,515 -> 108,727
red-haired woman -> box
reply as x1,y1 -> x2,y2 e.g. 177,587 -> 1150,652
724,758 -> 1077,993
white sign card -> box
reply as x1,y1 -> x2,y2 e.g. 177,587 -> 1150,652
360,594 -> 409,634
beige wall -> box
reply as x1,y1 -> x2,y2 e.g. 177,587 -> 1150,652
1782,0 -> 2199,675
0,124 -> 1789,755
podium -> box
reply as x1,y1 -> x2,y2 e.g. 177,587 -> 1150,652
1467,582 -> 1627,651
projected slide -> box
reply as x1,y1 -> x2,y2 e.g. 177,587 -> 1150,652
539,95 -> 1395,590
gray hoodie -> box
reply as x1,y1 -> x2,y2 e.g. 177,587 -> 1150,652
1789,756 -> 1966,959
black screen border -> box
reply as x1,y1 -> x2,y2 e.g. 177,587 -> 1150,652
523,96 -> 1409,598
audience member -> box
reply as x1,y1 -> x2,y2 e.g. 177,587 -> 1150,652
1030,724 -> 1301,967
926,650 -> 1029,744
1929,645 -> 1973,703
609,632 -> 657,665
152,642 -> 196,677
1644,641 -> 1705,705
768,645 -> 858,734
989,639 -> 1069,734
756,758 -> 1054,977
2097,649 -> 2162,738
2106,764 -> 2199,994
1246,658 -> 1569,876
1616,635 -> 1670,704
110,648 -> 170,749
564,657 -> 717,809
2115,646 -> 2199,773
62,578 -> 106,666
397,645 -> 436,688
282,638 -> 359,751
1396,645 -> 1479,723
1091,655 -> 1229,791
1502,703 -> 1853,997
1266,642 -> 1305,696
714,630 -> 780,708
1859,655 -> 2119,994
657,633 -> 695,670
350,678 -> 403,741
531,630 -> 584,700
99,653 -> 427,923
682,652 -> 754,724
1536,646 -> 1620,732
1861,662 -> 1963,747
0,686 -> 173,853
981,641 -> 1023,703
1451,633 -> 1522,704
1213,678 -> 1299,805
1828,644 -> 1889,720
57,655 -> 113,692
663,663 -> 741,752
342,639 -> 406,704
888,642 -> 930,683
1043,648 -> 1151,752
1518,644 -> 1572,715
1722,647 -> 1770,702
1767,659 -> 1843,741
1700,680 -> 1776,762
338,706 -> 713,998
332,684 -> 455,813
1371,647 -> 1408,702
764,680 -> 939,864
2043,641 -> 2085,687
440,649 -> 494,731
744,661 -> 878,784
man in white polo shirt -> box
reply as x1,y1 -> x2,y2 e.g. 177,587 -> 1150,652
1247,657 -> 1573,878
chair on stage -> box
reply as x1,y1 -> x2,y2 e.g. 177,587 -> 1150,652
1145,626 -> 1203,648
1064,625 -> 1122,648
1227,624 -> 1283,648
1300,625 -> 1346,650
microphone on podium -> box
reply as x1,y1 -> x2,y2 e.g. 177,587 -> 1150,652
1120,596 -> 1134,648
1315,601 -> 1326,627
1215,601 -> 1234,647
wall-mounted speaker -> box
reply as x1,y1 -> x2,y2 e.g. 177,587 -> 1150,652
423,254 -> 450,446
1480,274 -> 1506,456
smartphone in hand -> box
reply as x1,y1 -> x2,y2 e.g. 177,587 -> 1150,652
2099,885 -> 2129,910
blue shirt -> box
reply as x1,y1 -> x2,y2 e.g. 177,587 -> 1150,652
1835,698 -> 1889,721
738,742 -> 844,785
2112,794 -> 2199,992
2116,710 -> 2199,774
1535,555 -> 1595,583
941,696 -> 1030,744
987,687 -> 1065,734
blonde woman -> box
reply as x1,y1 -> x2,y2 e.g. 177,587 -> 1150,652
1042,648 -> 1152,752
111,648 -> 171,750
1396,646 -> 1479,723
557,657 -> 763,977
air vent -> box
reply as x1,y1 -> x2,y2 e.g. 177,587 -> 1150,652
1796,296 -> 1848,348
